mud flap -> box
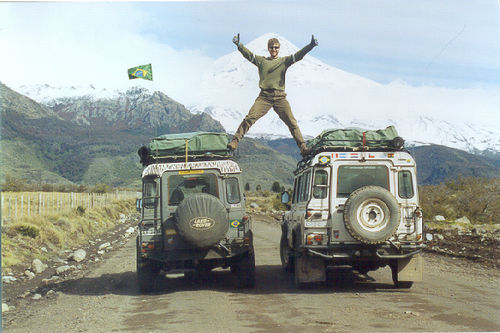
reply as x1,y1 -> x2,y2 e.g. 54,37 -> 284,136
295,256 -> 326,283
396,254 -> 423,282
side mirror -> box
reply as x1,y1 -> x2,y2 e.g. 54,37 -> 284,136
136,198 -> 142,212
281,191 -> 290,204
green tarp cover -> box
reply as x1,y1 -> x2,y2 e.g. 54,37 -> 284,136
307,126 -> 400,150
149,132 -> 230,156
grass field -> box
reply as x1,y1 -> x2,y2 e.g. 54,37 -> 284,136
1,192 -> 137,271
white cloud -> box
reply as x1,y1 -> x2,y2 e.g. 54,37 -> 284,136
0,3 -> 214,103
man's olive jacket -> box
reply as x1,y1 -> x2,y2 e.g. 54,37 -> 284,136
237,42 -> 314,91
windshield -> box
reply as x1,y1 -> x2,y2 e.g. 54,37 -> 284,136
337,165 -> 389,198
166,173 -> 218,205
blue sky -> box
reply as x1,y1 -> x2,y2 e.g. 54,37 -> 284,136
139,0 -> 500,88
1,1 -> 499,94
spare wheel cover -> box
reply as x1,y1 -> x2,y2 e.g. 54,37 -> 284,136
174,193 -> 228,248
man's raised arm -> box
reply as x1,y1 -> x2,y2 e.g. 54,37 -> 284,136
291,35 -> 318,64
233,33 -> 257,65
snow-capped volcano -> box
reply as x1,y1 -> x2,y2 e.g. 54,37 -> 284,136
189,33 -> 499,153
16,84 -> 122,105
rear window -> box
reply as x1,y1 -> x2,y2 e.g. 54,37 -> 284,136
337,165 -> 389,198
166,173 -> 218,205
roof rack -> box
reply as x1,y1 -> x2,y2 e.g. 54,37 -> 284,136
139,146 -> 234,166
296,143 -> 410,170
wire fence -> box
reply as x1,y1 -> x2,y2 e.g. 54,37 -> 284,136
1,191 -> 137,225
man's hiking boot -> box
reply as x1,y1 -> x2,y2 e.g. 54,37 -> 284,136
299,143 -> 311,157
227,139 -> 239,151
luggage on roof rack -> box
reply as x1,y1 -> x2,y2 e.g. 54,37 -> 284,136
306,126 -> 404,153
138,132 -> 232,166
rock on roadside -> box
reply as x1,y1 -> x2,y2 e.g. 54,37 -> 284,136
69,249 -> 87,263
32,259 -> 48,274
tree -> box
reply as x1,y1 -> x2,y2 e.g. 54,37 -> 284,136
256,184 -> 261,191
271,181 -> 281,193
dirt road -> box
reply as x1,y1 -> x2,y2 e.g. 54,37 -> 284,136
3,217 -> 500,332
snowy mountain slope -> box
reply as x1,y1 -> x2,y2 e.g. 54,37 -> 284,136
13,84 -> 224,133
16,83 -> 121,105
189,33 -> 500,153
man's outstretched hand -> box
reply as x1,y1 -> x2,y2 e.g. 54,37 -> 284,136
311,34 -> 318,47
233,33 -> 240,46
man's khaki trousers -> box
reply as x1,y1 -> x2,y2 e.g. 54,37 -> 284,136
233,90 -> 305,146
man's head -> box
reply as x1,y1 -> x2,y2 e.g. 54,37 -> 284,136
267,38 -> 280,58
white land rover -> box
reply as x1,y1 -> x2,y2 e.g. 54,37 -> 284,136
281,141 -> 425,288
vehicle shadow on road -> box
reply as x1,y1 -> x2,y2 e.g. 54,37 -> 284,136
46,264 -> 404,297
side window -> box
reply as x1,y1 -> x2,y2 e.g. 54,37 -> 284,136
294,175 -> 303,203
143,178 -> 158,209
143,177 -> 159,219
299,171 -> 311,202
313,169 -> 328,199
226,177 -> 241,204
292,178 -> 299,204
398,171 -> 414,199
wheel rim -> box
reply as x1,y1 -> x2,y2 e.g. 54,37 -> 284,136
356,198 -> 390,233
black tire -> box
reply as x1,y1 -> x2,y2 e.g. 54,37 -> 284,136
280,234 -> 294,272
234,251 -> 256,288
344,186 -> 400,245
174,193 -> 228,248
293,235 -> 306,289
137,259 -> 158,293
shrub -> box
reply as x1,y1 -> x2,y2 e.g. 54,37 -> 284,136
419,176 -> 500,224
14,224 -> 40,238
76,205 -> 86,216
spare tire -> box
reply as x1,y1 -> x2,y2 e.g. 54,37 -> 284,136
343,186 -> 400,245
174,193 -> 228,248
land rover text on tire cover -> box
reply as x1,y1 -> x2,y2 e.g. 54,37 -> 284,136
281,126 -> 425,288
136,132 -> 255,292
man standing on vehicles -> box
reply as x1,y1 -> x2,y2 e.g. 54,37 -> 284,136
227,34 -> 318,157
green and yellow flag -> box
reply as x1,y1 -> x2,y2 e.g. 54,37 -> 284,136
128,64 -> 153,80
